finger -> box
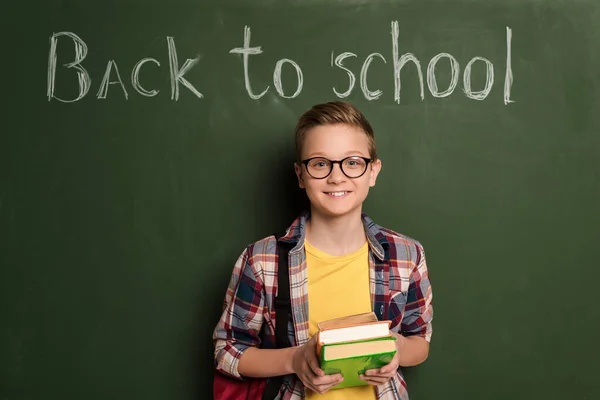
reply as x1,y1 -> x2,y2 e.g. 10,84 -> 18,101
365,372 -> 394,380
301,376 -> 321,394
360,371 -> 391,379
309,376 -> 342,394
364,368 -> 382,376
299,369 -> 321,392
379,363 -> 399,374
306,354 -> 325,377
362,370 -> 396,380
368,366 -> 397,376
312,376 -> 344,394
359,374 -> 389,386
307,382 -> 329,395
300,369 -> 319,383
312,373 -> 343,386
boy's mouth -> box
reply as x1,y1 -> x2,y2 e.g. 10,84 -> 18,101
324,191 -> 351,198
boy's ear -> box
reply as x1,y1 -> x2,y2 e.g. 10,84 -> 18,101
294,162 -> 305,189
369,159 -> 382,187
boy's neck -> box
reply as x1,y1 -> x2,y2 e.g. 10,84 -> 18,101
305,208 -> 367,256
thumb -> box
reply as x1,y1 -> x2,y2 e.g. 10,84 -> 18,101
380,360 -> 399,374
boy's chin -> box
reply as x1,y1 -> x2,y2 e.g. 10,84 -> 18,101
312,203 -> 361,219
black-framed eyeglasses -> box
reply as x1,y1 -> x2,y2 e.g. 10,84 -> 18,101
301,156 -> 372,179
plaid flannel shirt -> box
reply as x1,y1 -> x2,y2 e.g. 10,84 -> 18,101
213,212 -> 433,399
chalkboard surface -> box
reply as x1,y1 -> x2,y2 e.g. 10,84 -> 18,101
1,1 -> 599,399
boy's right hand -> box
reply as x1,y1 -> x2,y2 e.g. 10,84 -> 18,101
291,334 -> 344,394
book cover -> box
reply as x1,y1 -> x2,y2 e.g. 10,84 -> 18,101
315,312 -> 392,355
320,337 -> 397,390
317,312 -> 378,330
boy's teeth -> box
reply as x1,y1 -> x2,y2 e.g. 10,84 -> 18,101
328,191 -> 347,197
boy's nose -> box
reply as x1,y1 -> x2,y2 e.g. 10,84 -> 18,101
327,163 -> 346,183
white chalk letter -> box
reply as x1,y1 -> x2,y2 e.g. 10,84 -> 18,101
463,57 -> 494,100
97,60 -> 129,99
504,26 -> 514,105
273,59 -> 303,99
167,37 -> 203,101
331,51 -> 357,98
427,53 -> 460,98
229,26 -> 269,100
391,21 -> 424,104
360,53 -> 386,101
47,32 -> 91,102
131,58 -> 160,97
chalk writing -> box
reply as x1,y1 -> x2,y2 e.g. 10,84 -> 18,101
46,23 -> 514,105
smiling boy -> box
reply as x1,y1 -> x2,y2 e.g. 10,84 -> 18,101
213,101 -> 433,399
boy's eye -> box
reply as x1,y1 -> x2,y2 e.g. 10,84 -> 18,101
310,159 -> 330,169
344,158 -> 365,168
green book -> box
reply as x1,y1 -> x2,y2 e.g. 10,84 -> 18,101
320,337 -> 397,390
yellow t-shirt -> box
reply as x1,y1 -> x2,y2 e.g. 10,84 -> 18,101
305,240 -> 377,400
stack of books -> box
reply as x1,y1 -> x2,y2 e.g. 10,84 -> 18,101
316,312 -> 397,389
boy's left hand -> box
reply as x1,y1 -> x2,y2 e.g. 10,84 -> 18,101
359,332 -> 404,386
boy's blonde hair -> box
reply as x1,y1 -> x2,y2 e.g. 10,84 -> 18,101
294,101 -> 378,162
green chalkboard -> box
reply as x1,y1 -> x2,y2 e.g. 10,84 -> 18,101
1,0 -> 599,399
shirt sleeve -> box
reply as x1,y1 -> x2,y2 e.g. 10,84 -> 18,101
213,247 -> 265,378
401,242 -> 433,342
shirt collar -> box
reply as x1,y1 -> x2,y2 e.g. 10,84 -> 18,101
279,211 -> 387,261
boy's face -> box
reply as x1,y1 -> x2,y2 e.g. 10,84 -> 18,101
294,123 -> 382,220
